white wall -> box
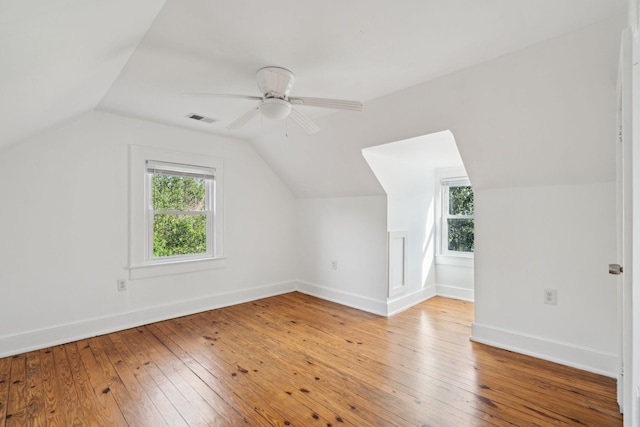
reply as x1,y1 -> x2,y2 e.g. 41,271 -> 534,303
0,110 -> 298,357
388,191 -> 437,294
362,152 -> 438,310
283,17 -> 622,376
435,261 -> 474,300
0,16 -> 625,381
362,133 -> 471,311
371,14 -> 622,373
296,196 -> 388,314
472,182 -> 618,376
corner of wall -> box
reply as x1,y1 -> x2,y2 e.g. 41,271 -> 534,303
386,285 -> 437,316
295,281 -> 388,316
436,284 -> 474,302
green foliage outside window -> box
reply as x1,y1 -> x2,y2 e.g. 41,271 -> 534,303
448,185 -> 474,252
152,174 -> 207,257
449,185 -> 474,215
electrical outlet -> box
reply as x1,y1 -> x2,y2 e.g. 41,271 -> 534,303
117,279 -> 127,292
331,260 -> 338,270
544,288 -> 557,305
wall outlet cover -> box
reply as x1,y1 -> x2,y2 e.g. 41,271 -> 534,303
544,288 -> 557,305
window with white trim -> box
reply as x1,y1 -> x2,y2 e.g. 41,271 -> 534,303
129,145 -> 224,280
440,177 -> 474,255
146,161 -> 215,261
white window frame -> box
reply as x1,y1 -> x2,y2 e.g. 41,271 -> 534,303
129,145 -> 225,279
435,167 -> 474,262
145,160 -> 215,263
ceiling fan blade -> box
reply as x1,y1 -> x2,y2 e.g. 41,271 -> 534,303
182,93 -> 263,101
288,96 -> 363,112
228,106 -> 260,129
289,108 -> 320,134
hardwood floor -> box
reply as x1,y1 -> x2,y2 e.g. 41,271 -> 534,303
0,293 -> 622,426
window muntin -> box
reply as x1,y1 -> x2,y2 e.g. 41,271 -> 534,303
441,177 -> 474,255
146,160 -> 215,261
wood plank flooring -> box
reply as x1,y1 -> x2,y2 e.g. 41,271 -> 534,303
0,293 -> 623,426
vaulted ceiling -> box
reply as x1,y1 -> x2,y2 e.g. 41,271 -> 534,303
0,0 -> 165,148
0,0 -> 627,196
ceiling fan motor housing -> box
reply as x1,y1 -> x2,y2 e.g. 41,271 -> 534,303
256,66 -> 295,98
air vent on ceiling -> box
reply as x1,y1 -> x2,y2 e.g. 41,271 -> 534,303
186,113 -> 217,124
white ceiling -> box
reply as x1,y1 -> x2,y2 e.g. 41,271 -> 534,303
0,0 -> 627,196
363,131 -> 462,167
362,131 -> 464,197
94,0 -> 626,140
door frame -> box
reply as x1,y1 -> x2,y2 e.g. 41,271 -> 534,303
618,23 -> 640,426
616,28 -> 632,414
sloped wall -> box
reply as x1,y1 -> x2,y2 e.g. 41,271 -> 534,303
0,111 -> 298,356
251,17 -> 622,198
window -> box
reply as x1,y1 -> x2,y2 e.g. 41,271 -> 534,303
146,161 -> 214,261
129,145 -> 224,279
440,177 -> 474,255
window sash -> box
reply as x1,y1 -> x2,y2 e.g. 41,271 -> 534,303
149,211 -> 212,260
440,176 -> 469,188
146,160 -> 215,180
442,181 -> 474,219
145,169 -> 214,261
441,177 -> 474,255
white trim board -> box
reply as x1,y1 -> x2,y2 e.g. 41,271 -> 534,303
1,280 -> 619,382
386,285 -> 437,316
0,281 -> 296,359
297,281 -> 438,317
296,281 -> 388,316
471,322 -> 618,378
436,284 -> 474,302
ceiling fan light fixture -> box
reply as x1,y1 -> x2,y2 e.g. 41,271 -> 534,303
260,98 -> 292,120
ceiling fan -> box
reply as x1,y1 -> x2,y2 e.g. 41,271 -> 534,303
184,66 -> 363,134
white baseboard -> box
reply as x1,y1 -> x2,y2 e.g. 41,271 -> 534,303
471,322 -> 618,378
296,281 -> 388,316
436,284 -> 474,302
0,280 -> 296,358
386,285 -> 437,316
1,281 -> 619,382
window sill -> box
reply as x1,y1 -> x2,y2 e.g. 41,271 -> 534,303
129,257 -> 226,280
435,255 -> 474,268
